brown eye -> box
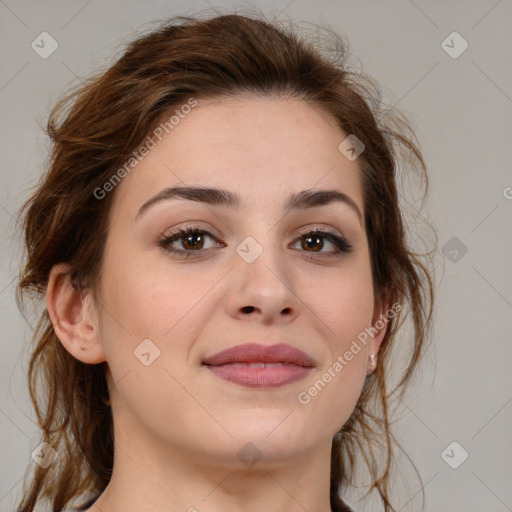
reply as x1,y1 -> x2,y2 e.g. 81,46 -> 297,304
301,234 -> 324,252
291,229 -> 353,258
159,226 -> 221,257
181,231 -> 205,250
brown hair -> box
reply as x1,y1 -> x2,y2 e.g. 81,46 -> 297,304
15,10 -> 435,512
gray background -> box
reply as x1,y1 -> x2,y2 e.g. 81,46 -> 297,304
1,1 -> 511,511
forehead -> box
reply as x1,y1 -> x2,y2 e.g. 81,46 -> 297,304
110,94 -> 364,219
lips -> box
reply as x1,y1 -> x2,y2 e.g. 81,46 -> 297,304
202,343 -> 316,367
202,343 -> 316,388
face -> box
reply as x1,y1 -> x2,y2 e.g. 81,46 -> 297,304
90,94 -> 383,468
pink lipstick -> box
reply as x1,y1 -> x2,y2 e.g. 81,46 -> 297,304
202,343 -> 316,388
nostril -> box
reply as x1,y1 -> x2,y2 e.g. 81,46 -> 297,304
242,306 -> 255,313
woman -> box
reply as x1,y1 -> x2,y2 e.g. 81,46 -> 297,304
15,11 -> 435,512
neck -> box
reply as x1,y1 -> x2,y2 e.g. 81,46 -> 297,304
85,420 -> 335,512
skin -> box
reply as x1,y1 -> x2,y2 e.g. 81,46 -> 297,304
46,93 -> 389,512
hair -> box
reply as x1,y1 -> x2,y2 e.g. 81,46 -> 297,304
15,10 -> 436,512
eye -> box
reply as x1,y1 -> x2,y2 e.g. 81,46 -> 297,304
290,228 -> 353,259
158,225 -> 222,258
158,225 -> 353,259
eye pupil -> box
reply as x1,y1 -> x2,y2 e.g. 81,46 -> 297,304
183,233 -> 204,250
302,235 -> 322,252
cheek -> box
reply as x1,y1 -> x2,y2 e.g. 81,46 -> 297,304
299,359 -> 367,437
292,310 -> 369,438
300,267 -> 373,422
311,265 -> 374,345
99,244 -> 203,337
97,260 -> 209,436
98,252 -> 221,380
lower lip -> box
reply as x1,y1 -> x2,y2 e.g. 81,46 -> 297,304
204,363 -> 313,388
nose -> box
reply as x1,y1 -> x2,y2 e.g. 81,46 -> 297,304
225,237 -> 301,325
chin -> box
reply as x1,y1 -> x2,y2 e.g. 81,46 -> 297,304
229,420 -> 313,454
230,437 -> 311,470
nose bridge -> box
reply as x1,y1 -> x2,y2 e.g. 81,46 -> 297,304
227,227 -> 300,322
233,208 -> 280,266
235,229 -> 287,291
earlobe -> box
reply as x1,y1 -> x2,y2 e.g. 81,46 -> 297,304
366,293 -> 393,373
46,263 -> 106,365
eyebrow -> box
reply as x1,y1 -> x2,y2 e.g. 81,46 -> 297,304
135,185 -> 364,225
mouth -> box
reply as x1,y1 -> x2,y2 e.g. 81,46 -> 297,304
201,343 -> 316,388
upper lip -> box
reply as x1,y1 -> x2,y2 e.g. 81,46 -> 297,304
202,343 -> 316,367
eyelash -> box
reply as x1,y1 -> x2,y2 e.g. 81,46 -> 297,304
158,224 -> 353,260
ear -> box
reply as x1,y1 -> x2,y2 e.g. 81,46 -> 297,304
366,290 -> 394,373
46,263 -> 106,364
